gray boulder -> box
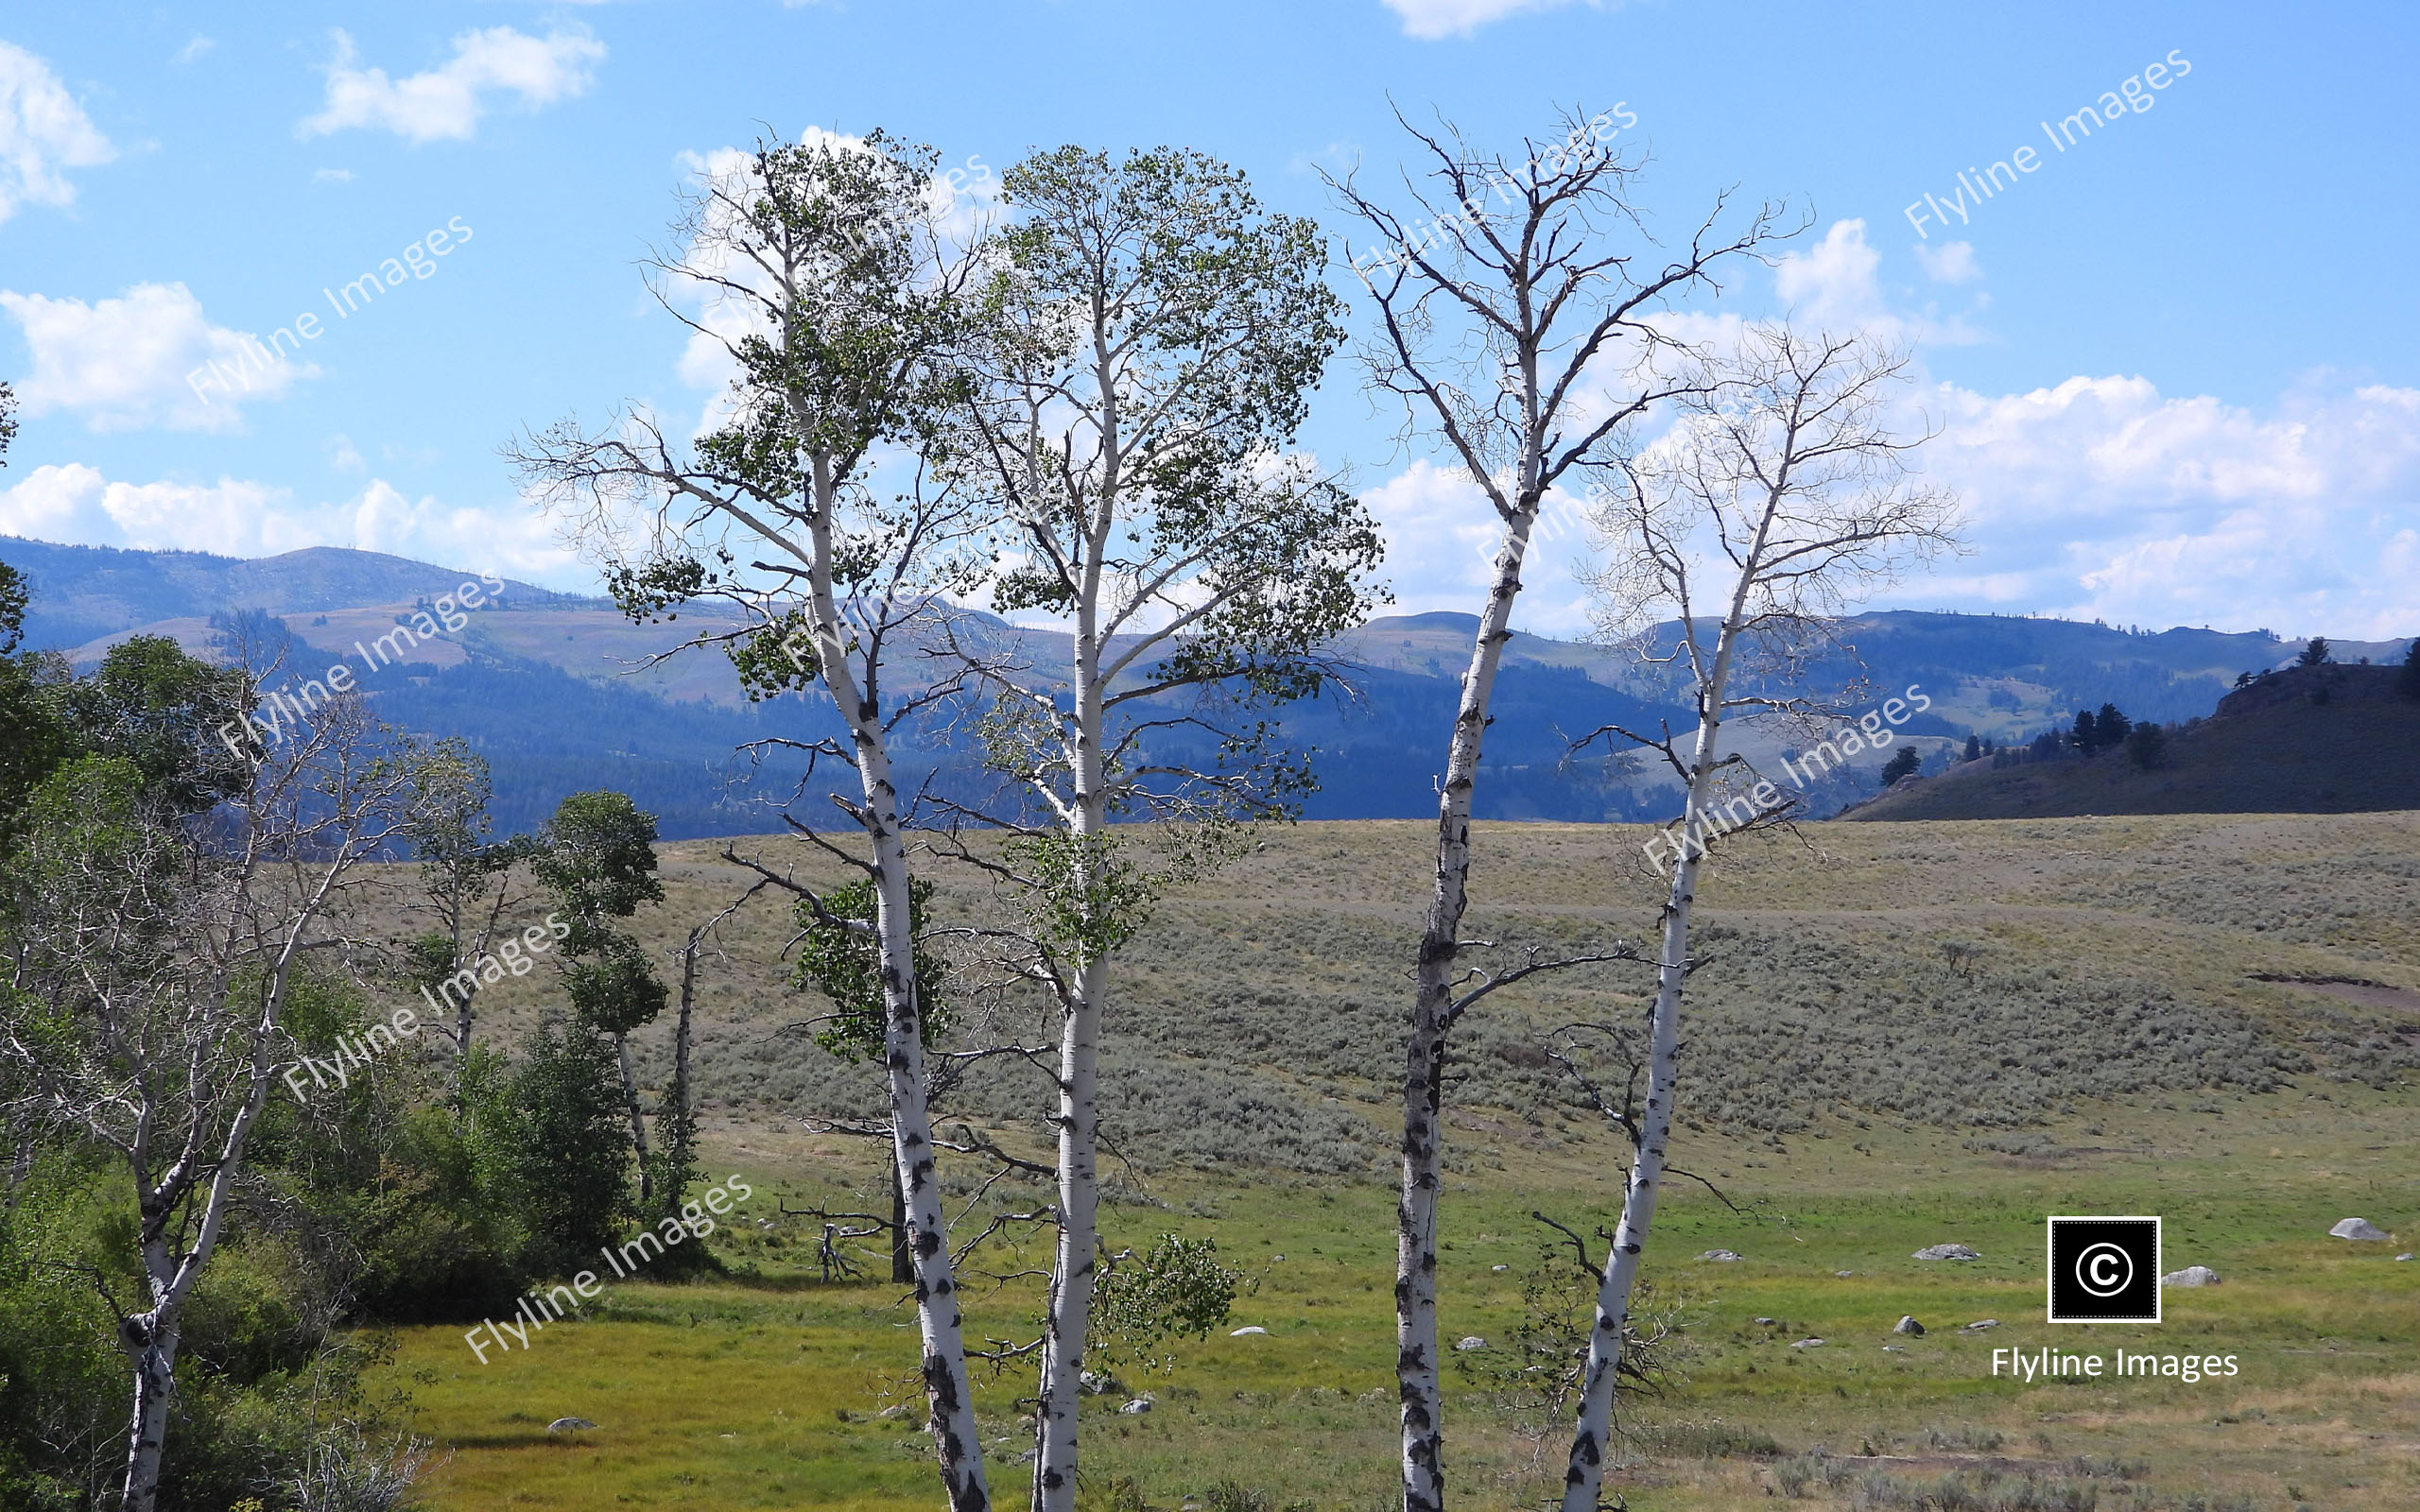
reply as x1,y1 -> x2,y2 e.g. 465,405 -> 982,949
2397,1253 -> 2414,1263
1960,1319 -> 1999,1332
1893,1315 -> 1926,1335
546,1418 -> 597,1434
2329,1218 -> 2390,1242
1697,1249 -> 1743,1263
2161,1265 -> 2221,1288
1912,1244 -> 1981,1262
1454,1335 -> 1487,1351
1789,1337 -> 1824,1349
1118,1398 -> 1153,1415
1229,1326 -> 1268,1336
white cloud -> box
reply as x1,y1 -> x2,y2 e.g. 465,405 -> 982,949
175,37 -> 216,65
1380,0 -> 1604,41
299,26 -> 605,144
1919,376 -> 2420,638
0,42 -> 116,222
0,282 -> 317,432
1913,239 -> 1980,284
1775,218 -> 1985,347
312,167 -> 354,183
0,465 -> 584,583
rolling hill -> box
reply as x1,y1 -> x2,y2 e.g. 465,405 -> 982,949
5,536 -> 2412,835
1846,662 -> 2420,819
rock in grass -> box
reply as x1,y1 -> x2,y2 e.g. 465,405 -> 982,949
1789,1337 -> 1825,1349
2161,1265 -> 2221,1288
1229,1326 -> 1269,1336
1455,1336 -> 1487,1351
1912,1243 -> 1981,1262
1079,1370 -> 1121,1397
1697,1248 -> 1743,1263
1960,1319 -> 1999,1332
2329,1218 -> 2390,1242
1893,1315 -> 1926,1335
546,1418 -> 598,1434
1118,1398 -> 1153,1415
2397,1253 -> 2414,1262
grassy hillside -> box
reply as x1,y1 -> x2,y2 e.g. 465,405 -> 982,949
1852,666 -> 2420,820
347,812 -> 2420,1511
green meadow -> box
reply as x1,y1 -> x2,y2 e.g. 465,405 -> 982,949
374,814 -> 2420,1511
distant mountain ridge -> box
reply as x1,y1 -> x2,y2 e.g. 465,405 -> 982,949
0,537 -> 569,652
4,538 -> 2410,835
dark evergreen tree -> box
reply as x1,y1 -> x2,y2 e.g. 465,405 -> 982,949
2126,722 -> 2169,770
1962,732 -> 1981,762
1879,747 -> 1921,784
535,792 -> 669,1207
2070,709 -> 2097,751
487,1014 -> 637,1278
2094,702 -> 2132,749
2298,636 -> 2332,667
2400,641 -> 2420,700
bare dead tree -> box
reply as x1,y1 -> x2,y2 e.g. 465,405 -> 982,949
0,688 -> 423,1512
1556,324 -> 1959,1509
1324,107 -> 1791,1512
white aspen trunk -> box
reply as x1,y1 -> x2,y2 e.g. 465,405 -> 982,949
1398,508 -> 1538,1512
804,458 -> 992,1512
617,1033 -> 652,1207
120,964 -> 301,1511
1559,541 -> 1766,1511
1032,605 -> 1108,1512
116,1311 -> 176,1512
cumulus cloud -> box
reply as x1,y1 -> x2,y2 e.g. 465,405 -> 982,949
300,26 -> 605,144
0,465 -> 583,583
1776,219 -> 1985,347
1380,0 -> 1605,41
0,282 -> 316,432
0,42 -> 116,222
1921,377 -> 2420,638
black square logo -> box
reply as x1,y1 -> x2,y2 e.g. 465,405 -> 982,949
2047,1215 -> 2161,1323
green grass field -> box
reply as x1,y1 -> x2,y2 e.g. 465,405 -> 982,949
366,814 -> 2420,1511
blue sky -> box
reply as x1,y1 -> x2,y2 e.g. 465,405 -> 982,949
4,0 -> 2415,639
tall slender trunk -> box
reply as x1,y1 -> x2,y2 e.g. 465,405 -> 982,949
1400,510 -> 1538,1512
1560,594 -> 1754,1511
665,933 -> 700,1221
1033,615 -> 1107,1512
1032,957 -> 1102,1512
804,455 -> 991,1512
117,1314 -> 177,1512
615,1032 -> 652,1207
